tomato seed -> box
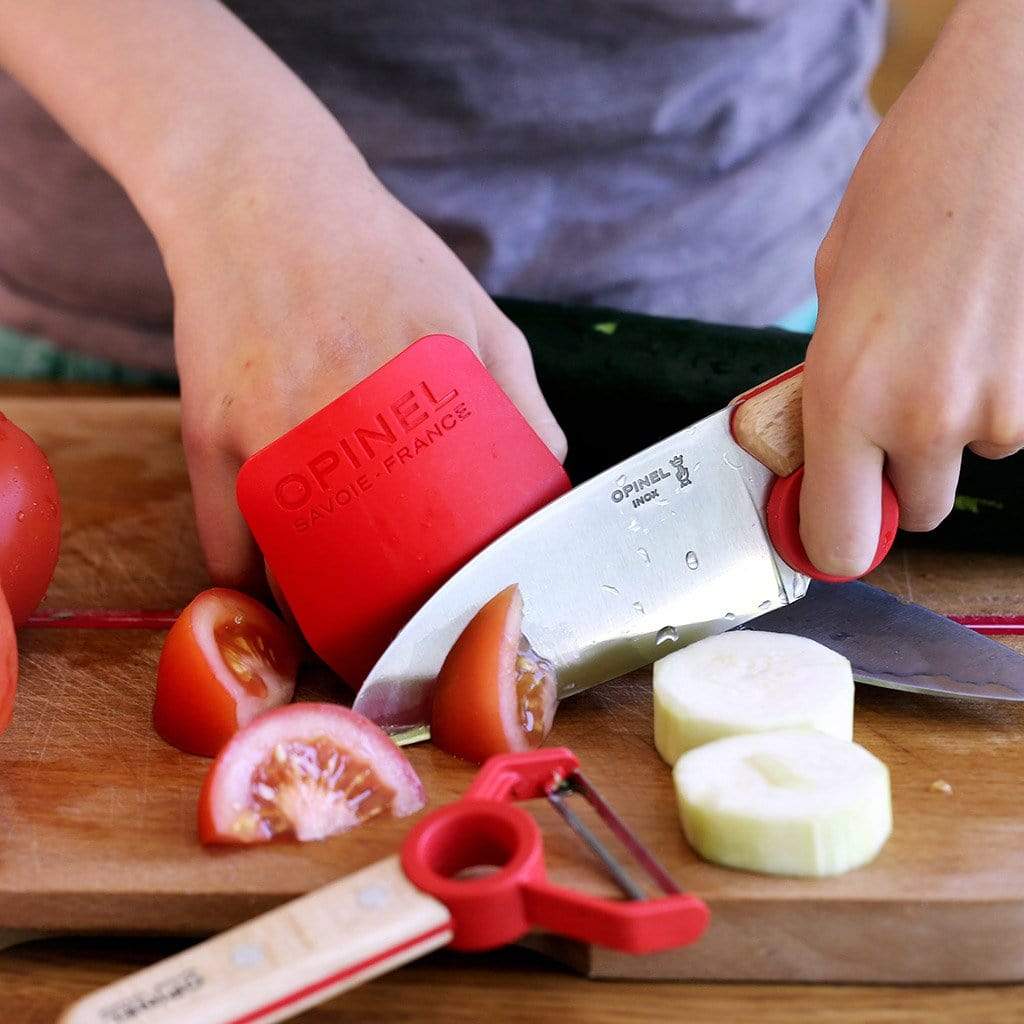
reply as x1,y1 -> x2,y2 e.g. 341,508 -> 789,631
215,620 -> 283,698
234,736 -> 397,842
515,638 -> 556,744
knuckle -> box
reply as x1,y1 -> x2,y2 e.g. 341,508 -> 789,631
896,397 -> 965,454
804,371 -> 877,441
970,439 -> 1021,461
979,408 -> 1024,452
485,323 -> 531,366
547,424 -> 569,464
813,241 -> 836,294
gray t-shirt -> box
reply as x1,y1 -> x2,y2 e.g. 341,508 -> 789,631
0,1 -> 885,370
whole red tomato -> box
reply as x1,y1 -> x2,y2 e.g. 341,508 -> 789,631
0,412 -> 61,625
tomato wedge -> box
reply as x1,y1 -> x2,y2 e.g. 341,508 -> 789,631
198,702 -> 426,844
431,584 -> 558,764
154,589 -> 299,757
0,586 -> 18,735
0,411 -> 61,625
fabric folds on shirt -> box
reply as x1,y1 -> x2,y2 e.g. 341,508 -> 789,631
0,0 -> 884,368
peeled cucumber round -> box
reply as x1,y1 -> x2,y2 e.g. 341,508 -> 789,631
653,630 -> 854,765
673,730 -> 892,877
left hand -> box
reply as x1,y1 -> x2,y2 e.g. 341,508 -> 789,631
800,0 -> 1024,577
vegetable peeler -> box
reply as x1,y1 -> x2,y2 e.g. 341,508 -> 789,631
60,748 -> 709,1024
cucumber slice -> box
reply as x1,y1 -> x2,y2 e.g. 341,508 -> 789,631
653,630 -> 854,765
673,730 -> 892,877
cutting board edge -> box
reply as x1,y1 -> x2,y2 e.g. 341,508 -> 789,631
531,893 -> 1024,983
6,894 -> 1024,984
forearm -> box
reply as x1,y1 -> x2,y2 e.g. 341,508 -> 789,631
913,0 -> 1024,133
0,0 -> 368,244
946,0 -> 1024,57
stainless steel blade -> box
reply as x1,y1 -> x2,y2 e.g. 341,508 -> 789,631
353,407 -> 809,730
741,580 -> 1024,701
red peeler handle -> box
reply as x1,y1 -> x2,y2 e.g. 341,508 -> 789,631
60,750 -> 707,1024
401,749 -> 709,955
730,365 -> 899,582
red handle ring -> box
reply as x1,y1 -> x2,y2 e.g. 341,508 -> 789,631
400,750 -> 710,955
766,467 -> 900,583
401,799 -> 546,951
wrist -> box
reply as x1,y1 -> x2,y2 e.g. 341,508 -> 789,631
135,105 -> 374,265
932,0 -> 1024,70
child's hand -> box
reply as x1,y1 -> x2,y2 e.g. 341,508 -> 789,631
166,152 -> 565,589
0,0 -> 564,591
800,0 -> 1024,577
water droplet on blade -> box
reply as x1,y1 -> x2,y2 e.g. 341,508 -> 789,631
637,547 -> 651,564
616,474 -> 627,486
724,612 -> 736,621
758,599 -> 772,610
656,626 -> 678,646
633,601 -> 645,614
685,550 -> 699,570
602,584 -> 619,596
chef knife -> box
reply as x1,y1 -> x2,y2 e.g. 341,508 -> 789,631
353,367 -> 899,733
745,579 -> 1024,701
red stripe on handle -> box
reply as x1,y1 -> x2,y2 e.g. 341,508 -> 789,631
20,609 -> 1024,637
949,616 -> 1024,637
730,363 -> 805,406
23,609 -> 181,629
226,922 -> 453,1024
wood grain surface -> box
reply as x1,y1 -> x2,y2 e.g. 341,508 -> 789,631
8,937 -> 1024,1024
730,368 -> 804,477
2,396 -> 1024,1002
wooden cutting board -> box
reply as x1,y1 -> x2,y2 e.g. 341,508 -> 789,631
2,396 -> 1024,984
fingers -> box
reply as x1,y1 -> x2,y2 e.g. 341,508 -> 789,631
884,446 -> 962,532
799,414 -> 886,578
183,434 -> 265,590
480,324 -> 568,462
968,439 -> 1024,460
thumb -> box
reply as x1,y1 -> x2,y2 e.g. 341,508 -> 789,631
479,325 -> 568,462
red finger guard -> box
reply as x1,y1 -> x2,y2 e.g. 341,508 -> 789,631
236,335 -> 570,687
767,467 -> 900,583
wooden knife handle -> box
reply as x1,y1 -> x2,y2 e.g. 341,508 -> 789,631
730,364 -> 900,582
730,365 -> 805,477
58,856 -> 452,1024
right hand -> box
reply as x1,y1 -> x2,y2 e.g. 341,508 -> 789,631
164,146 -> 567,590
